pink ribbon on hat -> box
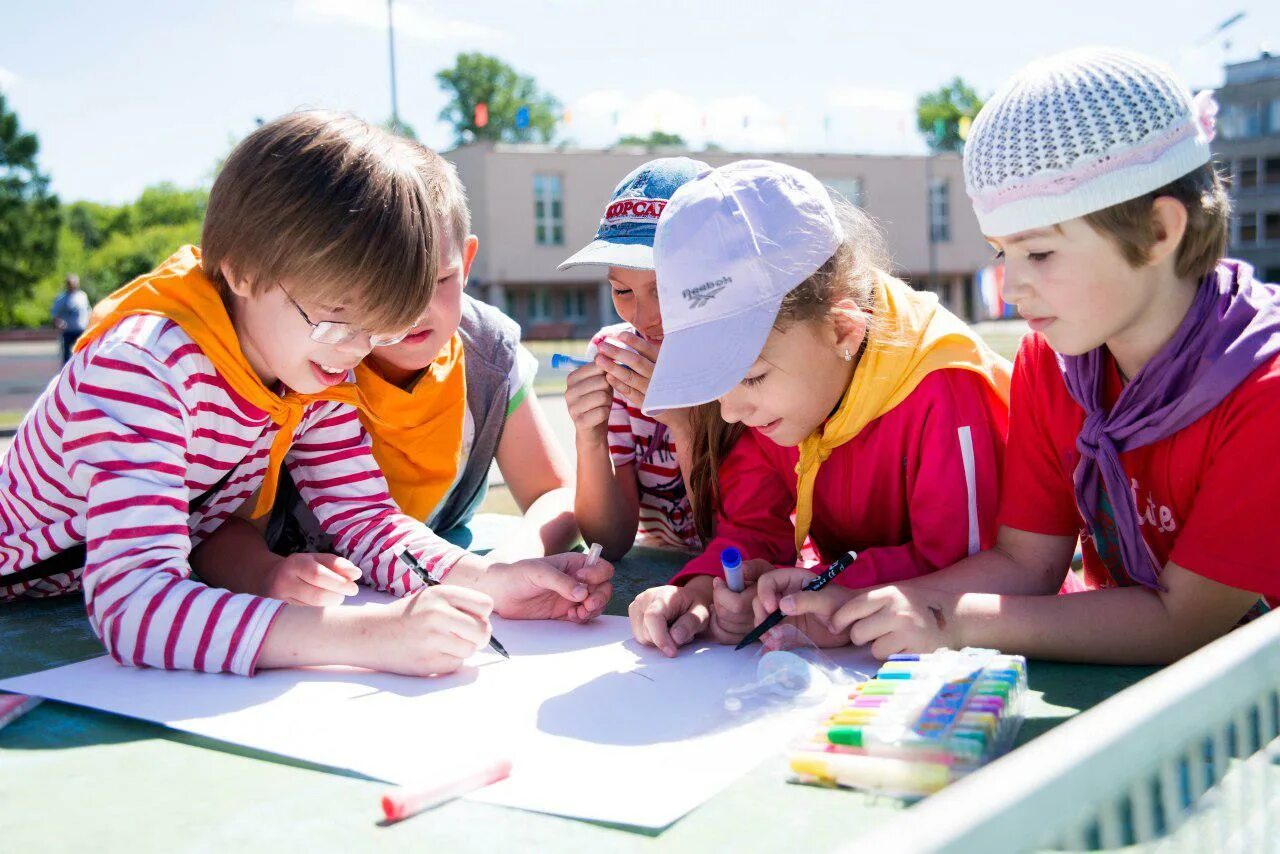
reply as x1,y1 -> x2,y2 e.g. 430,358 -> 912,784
1192,90 -> 1218,143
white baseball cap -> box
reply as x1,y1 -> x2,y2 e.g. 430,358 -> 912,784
643,160 -> 843,415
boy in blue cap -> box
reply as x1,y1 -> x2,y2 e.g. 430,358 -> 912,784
559,157 -> 709,559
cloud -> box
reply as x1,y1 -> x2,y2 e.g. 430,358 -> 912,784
826,86 -> 915,112
293,0 -> 505,44
0,66 -> 19,91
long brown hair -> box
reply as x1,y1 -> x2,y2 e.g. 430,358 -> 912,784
685,194 -> 889,542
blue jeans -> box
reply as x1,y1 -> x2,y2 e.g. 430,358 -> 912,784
60,330 -> 81,364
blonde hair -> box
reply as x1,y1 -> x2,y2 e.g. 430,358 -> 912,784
687,196 -> 889,541
202,110 -> 438,334
1082,162 -> 1230,281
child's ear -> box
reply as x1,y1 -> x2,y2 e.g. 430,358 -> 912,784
829,299 -> 868,356
461,235 -> 479,282
1147,196 -> 1189,269
219,261 -> 251,298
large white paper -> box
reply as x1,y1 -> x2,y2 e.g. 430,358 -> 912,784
1,590 -> 877,827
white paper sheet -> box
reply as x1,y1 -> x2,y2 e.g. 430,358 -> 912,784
0,590 -> 877,827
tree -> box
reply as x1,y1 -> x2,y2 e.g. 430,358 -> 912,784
0,92 -> 60,325
916,78 -> 984,153
616,130 -> 686,148
436,53 -> 560,145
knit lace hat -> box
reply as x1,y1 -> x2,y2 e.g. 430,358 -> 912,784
964,47 -> 1218,236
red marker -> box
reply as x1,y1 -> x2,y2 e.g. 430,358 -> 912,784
380,759 -> 513,823
0,693 -> 41,730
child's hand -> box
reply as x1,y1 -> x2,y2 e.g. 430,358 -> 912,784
818,584 -> 962,659
565,361 -> 613,442
755,567 -> 858,648
594,333 -> 688,427
629,577 -> 713,657
706,558 -> 773,644
261,552 -> 361,606
480,552 -> 614,622
375,585 -> 494,676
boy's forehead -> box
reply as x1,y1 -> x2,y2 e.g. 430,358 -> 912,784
990,224 -> 1066,245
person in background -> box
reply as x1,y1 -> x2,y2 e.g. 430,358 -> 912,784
51,274 -> 90,363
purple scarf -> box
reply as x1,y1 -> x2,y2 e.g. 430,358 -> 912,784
1060,260 -> 1280,590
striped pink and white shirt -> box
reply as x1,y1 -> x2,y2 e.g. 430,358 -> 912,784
0,316 -> 468,675
592,323 -> 700,551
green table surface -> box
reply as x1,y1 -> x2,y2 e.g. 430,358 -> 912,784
0,548 -> 1158,851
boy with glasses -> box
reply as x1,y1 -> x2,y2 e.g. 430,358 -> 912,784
0,111 -> 612,677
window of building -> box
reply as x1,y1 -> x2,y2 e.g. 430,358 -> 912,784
928,179 -> 950,243
561,289 -> 587,321
1264,157 -> 1280,187
531,288 -> 552,321
1237,212 -> 1259,245
533,174 -> 564,246
823,178 -> 864,207
1264,212 -> 1280,244
1238,158 -> 1259,191
1271,99 -> 1280,136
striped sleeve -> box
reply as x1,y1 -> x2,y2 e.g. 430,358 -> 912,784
606,390 -> 637,467
286,402 -> 469,596
63,338 -> 282,675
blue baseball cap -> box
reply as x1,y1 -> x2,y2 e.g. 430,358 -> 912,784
558,156 -> 710,271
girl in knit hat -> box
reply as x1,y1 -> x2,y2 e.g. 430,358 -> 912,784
781,47 -> 1280,662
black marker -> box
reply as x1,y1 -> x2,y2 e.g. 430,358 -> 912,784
397,549 -> 509,660
734,550 -> 859,651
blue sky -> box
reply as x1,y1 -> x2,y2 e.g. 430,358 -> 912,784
2,0 -> 1274,203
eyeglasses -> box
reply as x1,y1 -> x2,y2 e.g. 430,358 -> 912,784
280,286 -> 415,348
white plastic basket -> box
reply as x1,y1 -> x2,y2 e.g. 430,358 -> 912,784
851,609 -> 1280,852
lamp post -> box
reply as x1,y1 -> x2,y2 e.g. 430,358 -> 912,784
387,0 -> 400,129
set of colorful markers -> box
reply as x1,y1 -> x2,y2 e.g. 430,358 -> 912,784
788,648 -> 1027,799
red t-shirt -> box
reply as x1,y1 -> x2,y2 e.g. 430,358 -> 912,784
1000,333 -> 1280,605
674,369 -> 1009,590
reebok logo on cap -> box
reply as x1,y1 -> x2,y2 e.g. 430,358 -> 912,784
682,276 -> 731,309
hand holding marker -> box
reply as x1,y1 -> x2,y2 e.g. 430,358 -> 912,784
397,549 -> 509,659
735,551 -> 859,650
721,547 -> 745,593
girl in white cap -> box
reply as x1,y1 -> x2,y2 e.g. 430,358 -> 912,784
785,47 -> 1280,662
627,159 -> 1012,657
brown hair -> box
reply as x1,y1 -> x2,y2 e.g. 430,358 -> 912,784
202,110 -> 438,334
686,196 -> 889,542
422,150 -> 472,247
1082,162 -> 1230,281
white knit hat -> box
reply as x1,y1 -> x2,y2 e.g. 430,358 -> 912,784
964,47 -> 1218,236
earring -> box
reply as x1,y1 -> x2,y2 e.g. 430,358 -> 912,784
842,348 -> 853,362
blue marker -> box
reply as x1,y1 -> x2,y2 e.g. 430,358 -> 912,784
721,547 -> 744,592
551,353 -> 591,371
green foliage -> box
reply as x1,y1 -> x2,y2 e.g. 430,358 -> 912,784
916,77 -> 985,153
616,130 -> 686,148
10,183 -> 208,327
78,222 -> 201,301
0,92 -> 61,326
133,183 -> 206,229
437,53 -> 560,145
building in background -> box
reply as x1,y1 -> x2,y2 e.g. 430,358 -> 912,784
1216,52 -> 1280,283
447,144 -> 996,338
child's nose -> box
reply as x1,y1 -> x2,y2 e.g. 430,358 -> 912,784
718,391 -> 749,424
334,334 -> 374,361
